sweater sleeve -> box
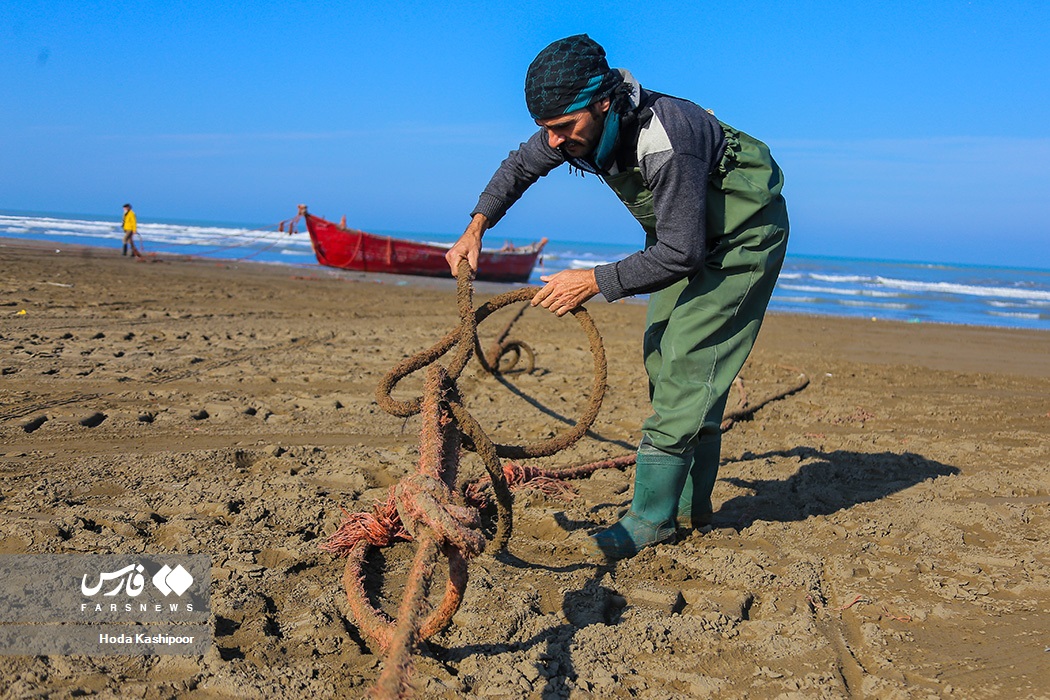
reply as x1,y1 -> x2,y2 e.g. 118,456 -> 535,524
471,129 -> 565,226
593,101 -> 725,302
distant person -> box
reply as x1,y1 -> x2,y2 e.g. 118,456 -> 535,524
121,203 -> 140,257
445,35 -> 789,559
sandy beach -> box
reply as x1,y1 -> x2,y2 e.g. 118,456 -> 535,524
1,239 -> 1049,699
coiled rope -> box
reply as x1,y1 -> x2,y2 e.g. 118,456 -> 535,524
323,260 -> 607,698
321,261 -> 810,698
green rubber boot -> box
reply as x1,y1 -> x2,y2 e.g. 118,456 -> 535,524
676,433 -> 721,530
585,444 -> 692,560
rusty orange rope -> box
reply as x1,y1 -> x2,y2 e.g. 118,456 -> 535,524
474,300 -> 535,375
321,260 -> 810,698
323,260 -> 608,699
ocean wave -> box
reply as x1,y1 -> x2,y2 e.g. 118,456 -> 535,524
838,300 -> 911,310
40,226 -> 117,240
5,212 -> 1049,331
875,276 -> 1050,301
568,258 -> 617,269
542,251 -> 620,266
778,283 -> 902,298
3,214 -> 281,242
987,310 -> 1043,320
4,216 -> 121,235
986,300 -> 1047,309
1,214 -> 316,258
809,273 -> 873,284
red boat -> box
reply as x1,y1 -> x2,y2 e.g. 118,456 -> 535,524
294,206 -> 547,283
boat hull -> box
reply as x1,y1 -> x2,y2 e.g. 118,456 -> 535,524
303,214 -> 545,283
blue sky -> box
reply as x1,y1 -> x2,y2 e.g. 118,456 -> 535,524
2,1 -> 1048,268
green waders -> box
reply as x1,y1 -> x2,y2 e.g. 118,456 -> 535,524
588,122 -> 789,558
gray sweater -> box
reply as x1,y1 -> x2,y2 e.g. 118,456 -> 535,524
472,81 -> 727,302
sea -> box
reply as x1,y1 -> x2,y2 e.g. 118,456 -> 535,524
3,210 -> 1049,332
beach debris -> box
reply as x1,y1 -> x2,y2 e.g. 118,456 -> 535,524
880,606 -> 913,623
16,309 -> 27,315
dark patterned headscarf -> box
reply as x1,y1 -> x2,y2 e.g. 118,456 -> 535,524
524,34 -> 622,120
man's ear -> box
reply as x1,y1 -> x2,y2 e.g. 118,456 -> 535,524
587,98 -> 613,121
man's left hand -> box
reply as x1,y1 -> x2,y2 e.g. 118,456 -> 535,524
531,268 -> 599,316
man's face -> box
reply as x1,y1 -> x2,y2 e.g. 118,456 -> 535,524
536,98 -> 610,158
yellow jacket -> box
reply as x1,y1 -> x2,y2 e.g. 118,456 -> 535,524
122,210 -> 137,233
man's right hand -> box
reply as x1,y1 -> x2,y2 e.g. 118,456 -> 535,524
445,213 -> 489,277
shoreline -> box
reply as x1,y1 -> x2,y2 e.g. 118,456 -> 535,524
5,234 -> 1050,340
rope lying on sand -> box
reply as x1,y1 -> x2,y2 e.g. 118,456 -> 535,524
322,262 -> 608,698
321,263 -> 810,698
721,371 -> 811,432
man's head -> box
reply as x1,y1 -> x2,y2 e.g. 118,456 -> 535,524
525,34 -> 621,156
123,203 -> 132,211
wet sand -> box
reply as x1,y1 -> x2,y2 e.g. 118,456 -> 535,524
2,239 -> 1049,698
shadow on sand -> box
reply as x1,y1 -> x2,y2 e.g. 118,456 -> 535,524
715,446 -> 960,529
426,446 -> 961,696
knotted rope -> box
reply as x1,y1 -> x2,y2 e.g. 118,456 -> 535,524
321,261 -> 810,698
323,260 -> 607,698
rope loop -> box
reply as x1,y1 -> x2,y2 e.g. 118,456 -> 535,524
330,262 -> 610,699
375,265 -> 608,460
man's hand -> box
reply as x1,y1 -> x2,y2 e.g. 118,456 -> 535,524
531,268 -> 600,316
445,213 -> 489,276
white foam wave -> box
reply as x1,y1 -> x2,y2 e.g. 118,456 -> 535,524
569,258 -> 616,269
984,300 -> 1050,312
0,213 -> 314,254
838,300 -> 911,310
987,311 -> 1042,320
875,276 -> 1050,302
779,283 -> 902,298
810,273 -> 872,283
